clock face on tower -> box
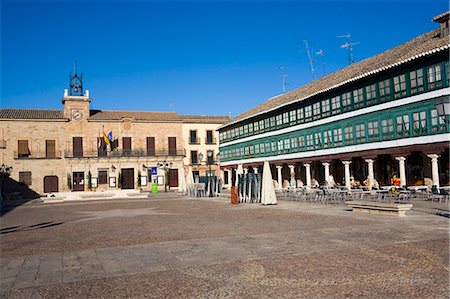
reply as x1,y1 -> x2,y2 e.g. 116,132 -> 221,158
71,109 -> 83,121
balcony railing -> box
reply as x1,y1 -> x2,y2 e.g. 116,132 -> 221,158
189,138 -> 201,145
14,151 -> 63,159
64,148 -> 186,158
205,137 -> 217,145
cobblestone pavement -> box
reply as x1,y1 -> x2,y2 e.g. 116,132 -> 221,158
1,195 -> 448,298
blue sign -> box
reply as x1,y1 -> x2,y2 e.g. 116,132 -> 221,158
151,167 -> 157,175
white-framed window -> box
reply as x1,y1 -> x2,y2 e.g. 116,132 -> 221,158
289,110 -> 297,124
344,126 -> 354,144
367,121 -> 379,141
396,114 -> 410,137
431,109 -> 446,132
413,111 -> 427,135
284,138 -> 290,152
323,130 -> 332,148
365,84 -> 377,105
427,64 -> 442,83
355,123 -> 365,142
270,116 -> 276,128
276,114 -> 282,126
331,96 -> 341,114
333,128 -> 343,146
283,112 -> 289,124
342,92 -> 352,111
299,136 -> 305,149
304,105 -> 312,121
381,118 -> 394,140
313,102 -> 321,119
379,79 -> 391,102
291,137 -> 298,151
314,132 -> 322,148
393,74 -> 406,98
321,99 -> 331,117
410,69 -> 424,94
353,88 -> 364,108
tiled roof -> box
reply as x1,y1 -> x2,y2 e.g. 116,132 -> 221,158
88,110 -> 182,121
180,114 -> 232,124
0,108 -> 65,119
229,26 -> 449,126
432,11 -> 449,22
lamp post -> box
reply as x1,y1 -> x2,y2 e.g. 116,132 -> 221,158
0,164 -> 13,200
157,160 -> 173,192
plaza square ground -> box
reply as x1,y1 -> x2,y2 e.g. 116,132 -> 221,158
1,194 -> 449,298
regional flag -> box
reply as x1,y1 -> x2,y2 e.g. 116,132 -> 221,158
107,131 -> 113,143
103,131 -> 110,145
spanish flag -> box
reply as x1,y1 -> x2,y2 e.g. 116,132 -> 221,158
103,131 -> 110,145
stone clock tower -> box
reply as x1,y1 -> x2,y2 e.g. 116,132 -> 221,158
62,64 -> 91,121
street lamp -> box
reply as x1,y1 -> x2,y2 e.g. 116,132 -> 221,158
157,160 -> 173,192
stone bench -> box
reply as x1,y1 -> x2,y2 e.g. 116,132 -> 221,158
346,201 -> 413,216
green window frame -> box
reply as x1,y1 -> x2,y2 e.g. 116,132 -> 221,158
289,110 -> 297,124
412,111 -> 427,135
344,126 -> 354,145
379,79 -> 391,102
427,63 -> 443,89
314,132 -> 322,149
333,128 -> 343,146
323,130 -> 332,148
306,134 -> 314,150
342,92 -> 352,112
283,112 -> 289,125
396,114 -> 410,137
410,69 -> 424,95
365,84 -> 377,106
297,108 -> 304,123
367,121 -> 379,142
304,105 -> 312,122
276,114 -> 283,128
322,99 -> 331,117
381,118 -> 394,140
283,138 -> 291,153
431,109 -> 447,133
313,102 -> 321,119
355,123 -> 366,143
393,74 -> 407,98
353,88 -> 364,109
331,96 -> 341,115
270,116 -> 276,129
291,137 -> 298,151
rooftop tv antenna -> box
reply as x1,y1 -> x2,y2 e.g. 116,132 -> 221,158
337,33 -> 359,65
303,40 -> 316,80
315,49 -> 327,77
279,66 -> 288,93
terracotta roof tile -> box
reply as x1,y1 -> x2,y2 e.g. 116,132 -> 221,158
231,27 -> 449,125
0,108 -> 65,119
88,110 -> 182,121
180,114 -> 232,124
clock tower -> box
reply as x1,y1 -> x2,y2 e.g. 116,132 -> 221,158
62,63 -> 91,121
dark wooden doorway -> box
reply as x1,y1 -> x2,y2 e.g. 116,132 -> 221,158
122,168 -> 134,189
44,176 -> 58,193
73,172 -> 85,191
168,169 -> 178,187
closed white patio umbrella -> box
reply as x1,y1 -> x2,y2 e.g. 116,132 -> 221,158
179,167 -> 187,194
261,161 -> 277,205
236,164 -> 244,202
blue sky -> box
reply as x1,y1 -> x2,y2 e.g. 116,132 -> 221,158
1,0 -> 448,117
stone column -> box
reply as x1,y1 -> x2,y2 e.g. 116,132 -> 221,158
365,159 -> 374,190
288,165 -> 296,187
243,168 -> 248,174
228,168 -> 233,189
276,166 -> 283,190
427,154 -> 440,188
304,163 -> 311,189
342,161 -> 352,189
395,157 -> 406,187
253,167 -> 258,174
322,162 -> 330,184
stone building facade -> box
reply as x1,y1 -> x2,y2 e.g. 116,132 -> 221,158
1,81 -> 230,195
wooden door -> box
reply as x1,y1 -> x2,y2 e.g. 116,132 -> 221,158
73,172 -> 84,191
147,137 -> 155,156
44,176 -> 58,193
122,168 -> 134,189
46,140 -> 56,158
73,137 -> 83,157
169,169 -> 178,187
123,137 -> 132,155
168,137 -> 177,156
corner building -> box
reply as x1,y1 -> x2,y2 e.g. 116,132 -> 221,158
218,12 -> 450,189
1,77 -> 230,195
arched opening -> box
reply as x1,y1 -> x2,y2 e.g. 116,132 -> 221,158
375,155 -> 398,186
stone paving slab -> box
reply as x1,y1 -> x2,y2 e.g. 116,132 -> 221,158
0,196 -> 448,298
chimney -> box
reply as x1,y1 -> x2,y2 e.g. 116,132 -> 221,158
432,11 -> 449,38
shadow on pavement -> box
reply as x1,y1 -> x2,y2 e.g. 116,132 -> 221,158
0,221 -> 65,234
1,177 -> 41,216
